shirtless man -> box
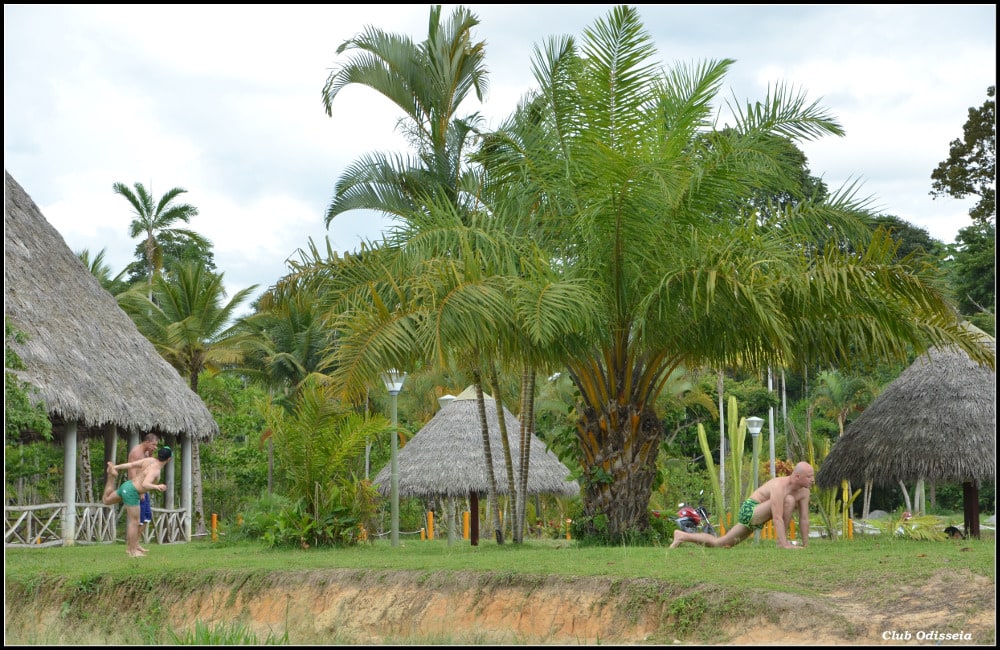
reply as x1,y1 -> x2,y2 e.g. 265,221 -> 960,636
102,446 -> 173,557
128,433 -> 159,553
671,461 -> 814,549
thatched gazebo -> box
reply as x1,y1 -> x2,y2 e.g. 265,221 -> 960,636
372,385 -> 579,544
816,331 -> 996,537
4,170 -> 219,545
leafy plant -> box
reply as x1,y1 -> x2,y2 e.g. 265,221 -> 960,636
4,319 -> 52,441
166,620 -> 289,645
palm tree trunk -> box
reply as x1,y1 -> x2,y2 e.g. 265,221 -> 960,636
472,370 -> 504,544
515,367 -> 536,544
190,371 -> 207,536
78,440 -> 93,502
488,365 -> 518,540
898,480 -> 913,513
192,440 -> 207,536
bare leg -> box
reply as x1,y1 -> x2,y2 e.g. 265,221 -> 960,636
672,525 -> 750,548
124,505 -> 141,556
102,462 -> 120,505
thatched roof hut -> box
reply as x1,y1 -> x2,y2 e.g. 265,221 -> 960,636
816,330 -> 995,536
372,385 -> 579,500
4,170 -> 219,441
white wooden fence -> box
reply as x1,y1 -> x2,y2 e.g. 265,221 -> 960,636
4,502 -> 188,548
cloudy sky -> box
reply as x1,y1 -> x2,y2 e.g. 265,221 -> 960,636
5,4 -> 995,311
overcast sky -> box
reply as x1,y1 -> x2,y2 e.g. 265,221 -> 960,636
5,4 -> 996,311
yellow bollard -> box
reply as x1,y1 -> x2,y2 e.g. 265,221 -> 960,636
463,511 -> 470,539
211,513 -> 218,541
790,519 -> 796,541
848,518 -> 854,540
565,518 -> 572,540
420,527 -> 426,541
427,511 -> 434,540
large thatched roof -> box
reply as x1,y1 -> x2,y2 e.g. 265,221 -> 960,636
816,333 -> 995,488
373,386 -> 579,499
4,170 -> 219,441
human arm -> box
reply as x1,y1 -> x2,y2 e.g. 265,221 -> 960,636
112,459 -> 147,473
770,481 -> 798,549
797,493 -> 810,548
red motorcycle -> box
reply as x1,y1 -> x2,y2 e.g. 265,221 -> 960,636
675,490 -> 716,536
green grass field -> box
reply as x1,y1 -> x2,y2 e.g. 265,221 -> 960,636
5,532 -> 994,593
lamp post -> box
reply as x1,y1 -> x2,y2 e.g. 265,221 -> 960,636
382,369 -> 406,547
745,416 -> 764,543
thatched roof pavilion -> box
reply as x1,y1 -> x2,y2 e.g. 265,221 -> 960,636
373,385 -> 578,544
4,170 -> 218,543
816,330 -> 995,537
373,385 -> 578,500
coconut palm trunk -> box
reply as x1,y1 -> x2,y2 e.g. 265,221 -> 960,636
472,371 -> 504,544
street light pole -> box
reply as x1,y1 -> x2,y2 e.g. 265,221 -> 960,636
745,416 -> 765,543
382,370 -> 406,547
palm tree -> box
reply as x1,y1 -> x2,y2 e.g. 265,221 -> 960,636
321,3 -> 487,227
113,181 -> 210,298
319,5 -> 519,541
118,261 -> 257,535
471,6 -> 991,541
78,248 -> 130,296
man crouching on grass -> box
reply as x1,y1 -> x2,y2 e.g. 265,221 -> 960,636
671,461 -> 813,549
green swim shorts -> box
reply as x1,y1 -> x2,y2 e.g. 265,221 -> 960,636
116,480 -> 141,507
738,498 -> 763,531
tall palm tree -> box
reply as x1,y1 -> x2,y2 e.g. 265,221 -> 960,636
113,181 -> 209,298
321,3 -> 487,227
472,6 -> 992,541
118,261 -> 257,535
319,5 -> 519,541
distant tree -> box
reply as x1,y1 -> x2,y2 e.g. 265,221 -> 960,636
122,232 -> 218,287
113,181 -> 211,297
869,214 -> 947,260
930,85 -> 996,227
929,86 -> 996,334
949,221 -> 996,334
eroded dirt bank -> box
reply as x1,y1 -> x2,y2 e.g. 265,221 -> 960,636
4,568 -> 995,645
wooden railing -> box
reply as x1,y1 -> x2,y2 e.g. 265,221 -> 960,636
5,503 -> 188,548
4,503 -> 65,548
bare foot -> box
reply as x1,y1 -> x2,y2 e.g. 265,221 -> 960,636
137,545 -> 149,553
107,461 -> 118,478
127,551 -> 145,558
670,530 -> 684,549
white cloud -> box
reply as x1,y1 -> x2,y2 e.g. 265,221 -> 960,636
5,3 -> 996,308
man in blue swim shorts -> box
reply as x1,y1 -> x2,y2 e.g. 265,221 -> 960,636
671,461 -> 814,550
102,446 -> 173,557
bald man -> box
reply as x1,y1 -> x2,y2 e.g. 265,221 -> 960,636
671,461 -> 814,550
